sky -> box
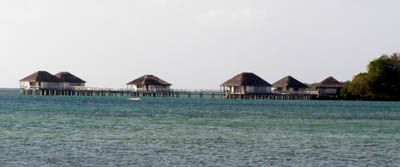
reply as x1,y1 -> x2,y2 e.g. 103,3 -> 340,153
1,0 -> 399,89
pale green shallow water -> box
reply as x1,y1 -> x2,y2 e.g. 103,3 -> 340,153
0,89 -> 400,166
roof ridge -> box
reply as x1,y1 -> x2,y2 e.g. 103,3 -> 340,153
240,72 -> 246,85
221,72 -> 271,87
272,75 -> 308,88
20,71 -> 63,82
127,74 -> 172,86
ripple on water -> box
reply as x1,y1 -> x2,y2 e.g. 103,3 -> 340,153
0,90 -> 400,166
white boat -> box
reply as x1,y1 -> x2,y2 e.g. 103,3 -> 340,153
128,97 -> 141,101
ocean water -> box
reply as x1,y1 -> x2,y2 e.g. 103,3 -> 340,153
0,89 -> 400,166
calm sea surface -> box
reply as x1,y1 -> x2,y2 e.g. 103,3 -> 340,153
0,89 -> 400,166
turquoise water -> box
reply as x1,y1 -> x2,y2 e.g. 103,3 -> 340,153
0,89 -> 400,166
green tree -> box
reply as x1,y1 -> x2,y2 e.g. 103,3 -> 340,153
340,81 -> 354,100
340,53 -> 400,100
352,73 -> 370,99
366,53 -> 400,100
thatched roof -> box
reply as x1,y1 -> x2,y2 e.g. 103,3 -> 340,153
272,75 -> 309,88
20,71 -> 63,82
55,72 -> 86,83
221,72 -> 271,87
127,75 -> 172,86
316,76 -> 344,88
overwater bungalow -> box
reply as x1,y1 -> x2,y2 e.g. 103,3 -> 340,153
55,72 -> 86,87
127,75 -> 172,92
221,72 -> 272,99
315,76 -> 344,98
272,75 -> 309,94
20,71 -> 64,90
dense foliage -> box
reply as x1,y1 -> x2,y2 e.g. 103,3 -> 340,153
341,53 -> 400,100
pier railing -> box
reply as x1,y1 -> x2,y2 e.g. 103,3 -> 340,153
70,86 -> 126,92
68,87 -> 222,93
272,90 -> 319,95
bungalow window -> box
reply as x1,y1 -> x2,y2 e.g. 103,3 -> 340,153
29,82 -> 39,87
294,88 -> 299,91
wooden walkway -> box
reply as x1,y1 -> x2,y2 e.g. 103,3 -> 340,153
224,93 -> 316,100
19,87 -> 224,98
20,87 -> 318,100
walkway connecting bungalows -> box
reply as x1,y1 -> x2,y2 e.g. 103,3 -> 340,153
19,71 -> 317,100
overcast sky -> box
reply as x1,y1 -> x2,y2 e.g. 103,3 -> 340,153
1,0 -> 399,89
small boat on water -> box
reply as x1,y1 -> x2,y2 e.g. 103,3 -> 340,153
128,97 -> 141,101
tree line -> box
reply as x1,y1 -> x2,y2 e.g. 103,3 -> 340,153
341,53 -> 400,101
